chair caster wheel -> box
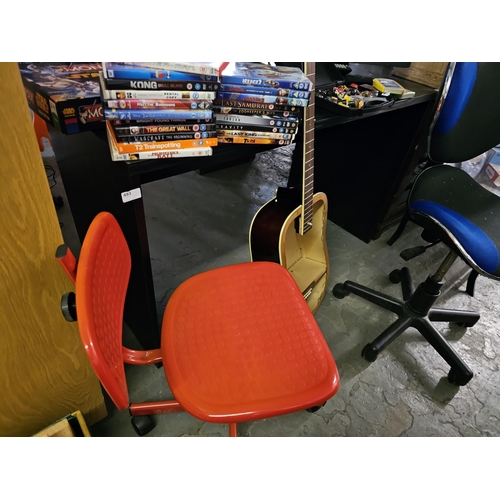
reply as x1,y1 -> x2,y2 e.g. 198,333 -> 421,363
131,415 -> 155,436
389,269 -> 401,284
333,283 -> 349,299
306,402 -> 326,413
53,195 -> 64,209
454,319 -> 478,328
361,343 -> 379,362
448,369 -> 473,387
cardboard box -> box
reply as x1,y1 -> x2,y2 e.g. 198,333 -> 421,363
19,62 -> 105,135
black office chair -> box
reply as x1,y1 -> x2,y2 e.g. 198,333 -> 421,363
333,62 -> 500,387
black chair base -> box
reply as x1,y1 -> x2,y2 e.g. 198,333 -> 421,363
333,266 -> 479,386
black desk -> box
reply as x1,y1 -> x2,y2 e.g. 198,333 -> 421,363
51,76 -> 437,351
289,77 -> 438,242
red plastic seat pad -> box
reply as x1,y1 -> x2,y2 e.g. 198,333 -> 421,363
161,261 -> 339,423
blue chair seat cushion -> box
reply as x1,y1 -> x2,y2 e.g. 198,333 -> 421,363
410,200 -> 500,274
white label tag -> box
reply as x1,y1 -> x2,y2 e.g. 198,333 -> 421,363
121,187 -> 142,203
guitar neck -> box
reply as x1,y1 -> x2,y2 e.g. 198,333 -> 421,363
299,62 -> 315,236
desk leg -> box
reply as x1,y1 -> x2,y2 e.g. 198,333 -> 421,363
51,130 -> 160,350
287,137 -> 304,190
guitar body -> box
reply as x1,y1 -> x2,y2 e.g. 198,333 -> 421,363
248,62 -> 328,314
249,187 -> 329,314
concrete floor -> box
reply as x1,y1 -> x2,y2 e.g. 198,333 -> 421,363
45,142 -> 500,437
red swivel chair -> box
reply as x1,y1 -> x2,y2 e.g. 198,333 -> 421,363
32,111 -> 52,153
57,212 -> 340,436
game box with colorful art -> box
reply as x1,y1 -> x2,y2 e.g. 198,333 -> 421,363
18,62 -> 105,135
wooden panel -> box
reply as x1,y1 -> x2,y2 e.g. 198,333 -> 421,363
0,63 -> 106,436
33,411 -> 91,437
393,62 -> 448,89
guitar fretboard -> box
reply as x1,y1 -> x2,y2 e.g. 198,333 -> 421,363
300,62 -> 315,236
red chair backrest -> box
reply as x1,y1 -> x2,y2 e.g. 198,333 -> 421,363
76,212 -> 131,410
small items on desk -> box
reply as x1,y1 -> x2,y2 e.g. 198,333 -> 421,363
372,77 -> 406,95
315,76 -> 413,116
373,77 -> 415,100
397,88 -> 416,100
316,82 -> 390,115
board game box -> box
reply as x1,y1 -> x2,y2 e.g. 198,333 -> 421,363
19,62 -> 105,134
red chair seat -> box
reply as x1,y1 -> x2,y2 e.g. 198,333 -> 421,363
162,261 -> 339,423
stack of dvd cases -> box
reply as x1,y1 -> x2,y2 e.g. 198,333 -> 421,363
99,62 -> 222,161
215,62 -> 312,146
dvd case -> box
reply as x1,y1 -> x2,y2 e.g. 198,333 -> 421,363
114,123 -> 216,135
109,62 -> 222,77
213,106 -> 300,118
108,147 -> 213,162
99,71 -> 216,100
217,129 -> 295,140
115,131 -> 217,143
112,118 -> 214,125
219,84 -> 310,99
104,109 -> 213,120
216,123 -> 297,134
220,62 -> 312,90
216,92 -> 308,107
104,98 -> 212,110
214,98 -> 299,112
215,113 -> 299,128
103,62 -> 218,82
105,78 -> 220,91
218,136 -> 293,145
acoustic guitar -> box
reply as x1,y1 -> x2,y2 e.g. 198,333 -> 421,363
249,62 -> 329,314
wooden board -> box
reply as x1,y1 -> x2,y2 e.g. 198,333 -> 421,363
393,62 -> 448,89
34,418 -> 76,437
0,63 -> 106,436
33,411 -> 91,437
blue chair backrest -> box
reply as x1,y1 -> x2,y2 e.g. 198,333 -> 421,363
429,62 -> 500,163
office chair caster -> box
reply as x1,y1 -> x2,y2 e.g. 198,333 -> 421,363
361,343 -> 379,362
131,415 -> 155,436
448,368 -> 473,387
332,283 -> 349,299
306,402 -> 326,413
389,269 -> 402,284
454,317 -> 480,328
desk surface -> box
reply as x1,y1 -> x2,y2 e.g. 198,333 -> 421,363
315,78 -> 437,129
